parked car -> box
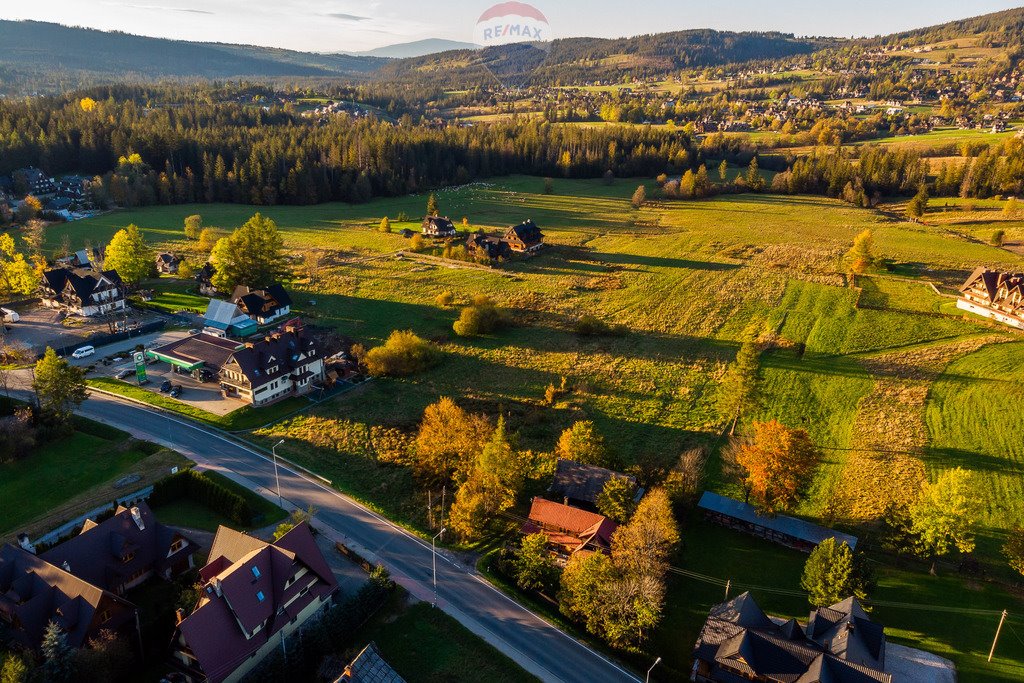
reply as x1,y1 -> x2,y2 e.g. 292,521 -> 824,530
160,379 -> 173,393
0,307 -> 19,323
169,384 -> 183,398
188,328 -> 201,335
71,346 -> 95,359
115,368 -> 133,380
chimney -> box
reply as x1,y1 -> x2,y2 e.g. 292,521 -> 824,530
62,560 -> 71,572
213,578 -> 223,597
17,533 -> 37,555
175,608 -> 186,625
130,506 -> 145,531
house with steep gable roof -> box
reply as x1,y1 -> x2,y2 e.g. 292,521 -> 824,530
421,215 -> 457,239
218,324 -> 324,406
171,523 -> 338,683
0,544 -> 137,650
521,497 -> 617,563
40,266 -> 126,317
503,219 -> 544,252
692,592 -> 956,683
957,266 -> 1024,329
40,502 -> 197,596
230,284 -> 292,325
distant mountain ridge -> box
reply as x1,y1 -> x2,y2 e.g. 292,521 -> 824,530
0,20 -> 383,82
374,30 -> 826,87
347,39 -> 480,59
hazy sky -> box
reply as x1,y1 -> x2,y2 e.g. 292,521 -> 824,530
1,0 -> 1020,52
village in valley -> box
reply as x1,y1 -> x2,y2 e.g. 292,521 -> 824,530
2,4 -> 1024,683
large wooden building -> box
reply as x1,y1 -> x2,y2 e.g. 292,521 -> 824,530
957,267 -> 1024,329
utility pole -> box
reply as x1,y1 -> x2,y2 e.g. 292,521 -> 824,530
988,610 -> 1008,662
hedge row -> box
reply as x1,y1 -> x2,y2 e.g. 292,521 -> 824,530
150,469 -> 255,527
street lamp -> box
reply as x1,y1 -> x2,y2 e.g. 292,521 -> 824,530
646,656 -> 661,683
432,527 -> 446,607
272,439 -> 285,507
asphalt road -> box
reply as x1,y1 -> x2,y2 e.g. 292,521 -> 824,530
9,379 -> 641,683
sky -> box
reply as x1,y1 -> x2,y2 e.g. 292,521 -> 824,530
1,0 -> 1021,53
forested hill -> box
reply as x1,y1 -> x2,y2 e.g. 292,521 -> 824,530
867,7 -> 1024,47
375,30 -> 823,87
0,20 -> 384,84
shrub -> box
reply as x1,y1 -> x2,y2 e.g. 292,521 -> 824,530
574,314 -> 627,336
364,330 -> 440,377
453,297 -> 508,337
435,291 -> 454,307
991,229 -> 1006,246
409,233 -> 425,252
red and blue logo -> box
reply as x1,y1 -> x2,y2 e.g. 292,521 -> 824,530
474,2 -> 550,46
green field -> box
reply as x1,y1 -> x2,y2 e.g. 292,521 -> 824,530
68,176 -> 1024,676
151,469 -> 287,531
353,595 -> 539,683
0,417 -> 190,537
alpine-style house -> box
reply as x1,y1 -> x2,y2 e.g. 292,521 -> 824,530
219,325 -> 324,406
40,266 -> 126,317
958,267 -> 1024,329
421,215 -> 457,239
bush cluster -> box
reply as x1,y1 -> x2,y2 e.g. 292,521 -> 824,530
453,296 -> 508,337
363,330 -> 440,377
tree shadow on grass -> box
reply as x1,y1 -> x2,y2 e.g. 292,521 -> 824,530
585,252 -> 743,271
922,446 -> 1024,476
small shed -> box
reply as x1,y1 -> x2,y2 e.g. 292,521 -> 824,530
697,491 -> 858,552
203,298 -> 258,337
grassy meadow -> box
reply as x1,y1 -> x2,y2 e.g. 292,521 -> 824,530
61,175 -> 1024,679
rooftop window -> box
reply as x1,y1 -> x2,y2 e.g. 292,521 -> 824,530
251,566 -> 261,579
256,590 -> 265,602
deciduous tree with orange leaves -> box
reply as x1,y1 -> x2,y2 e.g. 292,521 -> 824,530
735,419 -> 820,513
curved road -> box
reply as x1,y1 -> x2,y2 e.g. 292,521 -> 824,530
13,383 -> 640,683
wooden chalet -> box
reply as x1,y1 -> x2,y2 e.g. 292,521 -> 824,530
40,266 -> 126,317
421,215 -> 457,239
503,219 -> 544,252
466,233 -> 511,260
957,267 -> 1024,329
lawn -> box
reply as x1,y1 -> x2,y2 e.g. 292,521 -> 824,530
151,469 -> 287,531
352,592 -> 539,683
0,420 -> 189,537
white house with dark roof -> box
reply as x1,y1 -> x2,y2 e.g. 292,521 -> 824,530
40,267 -> 126,317
219,324 -> 324,406
957,267 -> 1024,329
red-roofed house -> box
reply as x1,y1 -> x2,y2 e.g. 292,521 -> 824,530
171,523 -> 338,683
522,497 -> 618,564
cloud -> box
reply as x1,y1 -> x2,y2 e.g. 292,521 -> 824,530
113,3 -> 214,14
323,12 -> 370,21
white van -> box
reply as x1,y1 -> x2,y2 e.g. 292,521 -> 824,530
71,345 -> 96,359
0,308 -> 18,323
